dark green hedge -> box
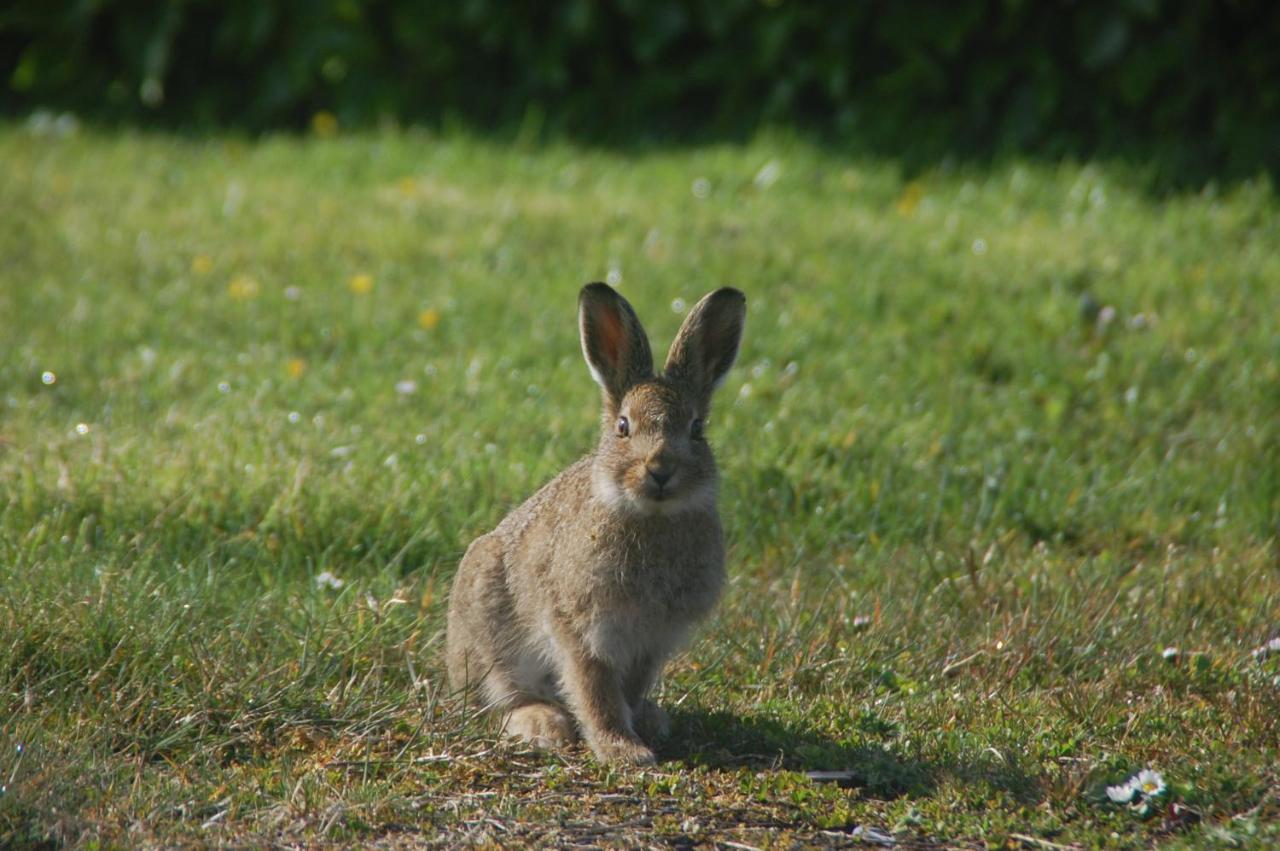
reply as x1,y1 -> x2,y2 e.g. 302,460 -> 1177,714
3,1 -> 1277,169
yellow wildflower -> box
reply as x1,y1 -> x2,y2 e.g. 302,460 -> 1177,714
311,111 -> 339,138
895,181 -> 924,217
286,358 -> 306,379
228,274 -> 259,300
191,254 -> 214,275
348,273 -> 374,295
417,308 -> 441,330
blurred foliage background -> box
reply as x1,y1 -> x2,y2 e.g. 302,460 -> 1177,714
3,0 -> 1278,179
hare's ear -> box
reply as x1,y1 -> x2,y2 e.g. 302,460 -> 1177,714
579,283 -> 654,406
664,288 -> 746,397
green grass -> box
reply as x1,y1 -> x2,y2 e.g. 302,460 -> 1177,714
2,122 -> 1278,848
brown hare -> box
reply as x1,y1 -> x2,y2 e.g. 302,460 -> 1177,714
446,282 -> 746,765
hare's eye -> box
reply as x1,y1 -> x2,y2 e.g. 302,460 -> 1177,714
616,416 -> 630,437
691,418 -> 704,440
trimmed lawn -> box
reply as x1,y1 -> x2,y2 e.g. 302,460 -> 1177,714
2,124 -> 1278,847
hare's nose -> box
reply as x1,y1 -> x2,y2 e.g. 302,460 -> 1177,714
647,468 -> 673,488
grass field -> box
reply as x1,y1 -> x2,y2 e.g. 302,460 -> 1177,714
2,121 -> 1278,848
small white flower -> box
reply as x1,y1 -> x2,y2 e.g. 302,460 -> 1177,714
1106,781 -> 1136,804
1161,647 -> 1180,661
75,423 -> 90,435
1251,637 -> 1280,659
27,111 -> 79,138
395,379 -> 417,395
1097,305 -> 1117,331
41,371 -> 57,385
691,177 -> 711,199
1135,769 -> 1166,797
753,160 -> 781,190
315,570 -> 344,590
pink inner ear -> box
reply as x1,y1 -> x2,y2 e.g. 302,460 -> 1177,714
597,306 -> 626,371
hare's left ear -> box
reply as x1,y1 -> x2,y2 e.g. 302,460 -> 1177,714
664,288 -> 746,397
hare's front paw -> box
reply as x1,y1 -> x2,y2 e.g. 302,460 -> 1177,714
632,699 -> 670,743
502,703 -> 579,749
591,734 -> 657,766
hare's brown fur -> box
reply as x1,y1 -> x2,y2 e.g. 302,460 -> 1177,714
446,283 -> 745,765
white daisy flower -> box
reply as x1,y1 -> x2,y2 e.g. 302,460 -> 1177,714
1106,781 -> 1137,803
753,160 -> 780,190
315,570 -> 345,590
1251,637 -> 1280,659
1135,769 -> 1166,797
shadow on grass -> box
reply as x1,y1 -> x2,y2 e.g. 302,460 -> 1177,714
665,708 -> 1041,803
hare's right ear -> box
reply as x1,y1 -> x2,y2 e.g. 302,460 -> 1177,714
579,283 -> 654,406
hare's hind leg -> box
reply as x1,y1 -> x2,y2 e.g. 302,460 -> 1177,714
502,701 -> 578,748
446,534 -> 510,692
459,634 -> 580,749
446,536 -> 579,749
490,647 -> 579,748
487,659 -> 579,748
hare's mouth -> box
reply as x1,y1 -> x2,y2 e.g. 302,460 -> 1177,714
643,485 -> 717,516
643,482 -> 671,502
638,476 -> 719,515
592,464 -> 714,515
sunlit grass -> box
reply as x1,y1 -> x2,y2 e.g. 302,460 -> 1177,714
1,123 -> 1278,847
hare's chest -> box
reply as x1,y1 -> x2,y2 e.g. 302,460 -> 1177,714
582,606 -> 688,668
575,557 -> 724,666
594,547 -> 723,614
